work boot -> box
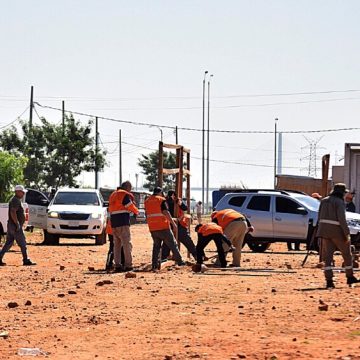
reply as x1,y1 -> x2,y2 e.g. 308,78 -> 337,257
124,266 -> 133,272
0,259 -> 6,266
114,265 -> 124,273
23,259 -> 36,266
326,280 -> 335,289
177,260 -> 186,266
347,276 -> 360,287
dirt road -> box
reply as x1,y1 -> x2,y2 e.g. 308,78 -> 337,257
1,225 -> 360,359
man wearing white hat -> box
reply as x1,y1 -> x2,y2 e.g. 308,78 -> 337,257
0,185 -> 35,266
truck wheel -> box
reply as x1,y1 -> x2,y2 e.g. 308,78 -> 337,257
43,230 -> 60,245
247,241 -> 271,253
95,230 -> 107,245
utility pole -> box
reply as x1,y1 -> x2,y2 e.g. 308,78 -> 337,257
62,100 -> 65,135
29,86 -> 34,129
202,71 -> 208,213
119,129 -> 122,185
95,117 -> 99,189
274,118 -> 278,189
175,126 -> 178,144
206,74 -> 213,214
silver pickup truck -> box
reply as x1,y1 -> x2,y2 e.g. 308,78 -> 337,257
215,190 -> 360,252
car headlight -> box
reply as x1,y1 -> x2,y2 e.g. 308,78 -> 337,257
48,211 -> 59,218
92,213 -> 101,219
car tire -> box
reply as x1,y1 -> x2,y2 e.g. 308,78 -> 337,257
43,230 -> 60,245
247,241 -> 271,253
95,230 -> 107,245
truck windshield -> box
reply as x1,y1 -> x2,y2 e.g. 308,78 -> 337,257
293,194 -> 320,211
53,192 -> 99,206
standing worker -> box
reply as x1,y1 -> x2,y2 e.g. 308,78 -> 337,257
161,190 -> 197,261
108,181 -> 139,272
211,209 -> 252,267
196,201 -> 203,224
144,187 -> 185,270
0,185 -> 35,266
316,183 -> 360,288
194,223 -> 234,269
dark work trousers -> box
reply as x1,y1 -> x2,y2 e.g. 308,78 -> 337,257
196,233 -> 227,268
161,224 -> 197,260
151,229 -> 182,270
0,222 -> 28,261
105,234 -> 124,269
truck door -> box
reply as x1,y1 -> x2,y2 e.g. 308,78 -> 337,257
25,189 -> 49,229
273,196 -> 309,239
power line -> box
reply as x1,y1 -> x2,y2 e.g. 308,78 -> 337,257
3,88 -> 360,101
34,101 -> 360,135
0,106 -> 29,130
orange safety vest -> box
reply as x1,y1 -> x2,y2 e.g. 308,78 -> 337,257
108,189 -> 139,215
144,195 -> 169,231
211,209 -> 245,230
177,207 -> 190,228
198,223 -> 223,237
106,217 -> 113,235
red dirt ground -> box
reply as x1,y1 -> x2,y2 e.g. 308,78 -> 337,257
1,224 -> 360,360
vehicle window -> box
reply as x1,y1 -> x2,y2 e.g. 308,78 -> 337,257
247,196 -> 270,211
228,196 -> 246,207
276,197 -> 303,214
292,194 -> 320,211
53,192 -> 99,206
26,189 -> 48,206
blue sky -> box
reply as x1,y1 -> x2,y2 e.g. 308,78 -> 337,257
1,1 -> 360,194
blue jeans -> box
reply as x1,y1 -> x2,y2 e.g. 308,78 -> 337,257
0,222 -> 28,261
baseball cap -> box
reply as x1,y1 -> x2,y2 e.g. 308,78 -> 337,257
14,185 -> 27,193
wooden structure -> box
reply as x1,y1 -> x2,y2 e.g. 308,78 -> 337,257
157,141 -> 191,217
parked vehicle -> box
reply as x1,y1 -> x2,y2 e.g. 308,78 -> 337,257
215,189 -> 360,252
0,202 -> 29,234
44,188 -> 107,245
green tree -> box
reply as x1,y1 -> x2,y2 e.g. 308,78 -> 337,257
0,151 -> 27,202
138,150 -> 176,192
0,115 -> 106,190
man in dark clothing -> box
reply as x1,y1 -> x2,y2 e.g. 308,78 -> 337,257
316,183 -> 360,288
195,223 -> 233,268
345,192 -> 356,213
161,190 -> 197,261
0,185 -> 35,266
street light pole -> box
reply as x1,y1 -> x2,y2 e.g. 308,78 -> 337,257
150,125 -> 163,142
206,74 -> 213,214
202,70 -> 208,213
274,118 -> 278,189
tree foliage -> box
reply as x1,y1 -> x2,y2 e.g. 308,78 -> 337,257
0,151 -> 27,202
0,115 -> 106,190
138,150 -> 176,192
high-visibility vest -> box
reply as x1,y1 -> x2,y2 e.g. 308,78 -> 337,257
106,217 -> 112,235
211,209 -> 245,229
177,207 -> 190,228
198,223 -> 223,237
108,189 -> 139,216
145,195 -> 169,231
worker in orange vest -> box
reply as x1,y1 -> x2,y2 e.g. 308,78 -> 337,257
211,209 -> 252,267
108,181 -> 139,272
161,190 -> 197,261
144,187 -> 185,270
194,223 -> 234,268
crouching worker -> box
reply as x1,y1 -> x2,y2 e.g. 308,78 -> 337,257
195,223 -> 234,269
145,187 -> 185,270
211,209 -> 252,267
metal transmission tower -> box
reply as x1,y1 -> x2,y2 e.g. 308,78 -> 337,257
301,136 -> 324,177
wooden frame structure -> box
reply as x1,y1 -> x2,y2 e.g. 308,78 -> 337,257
157,141 -> 191,217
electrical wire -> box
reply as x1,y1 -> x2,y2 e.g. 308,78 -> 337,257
34,102 -> 360,135
0,106 -> 29,130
